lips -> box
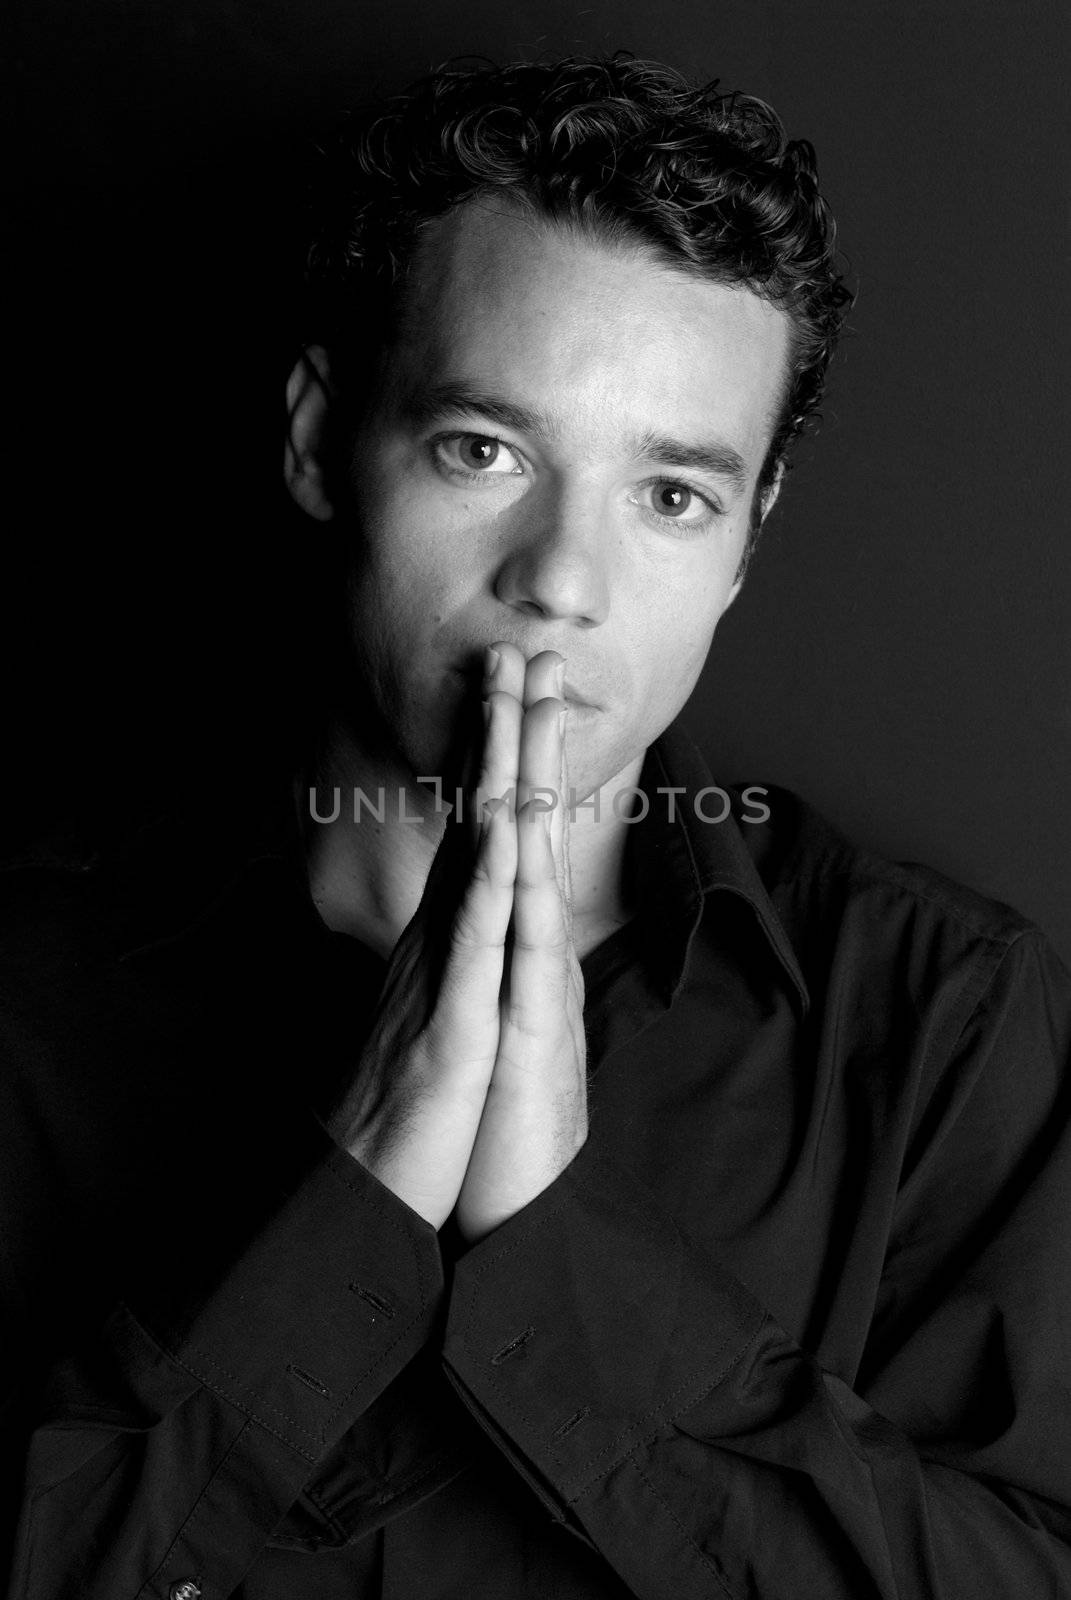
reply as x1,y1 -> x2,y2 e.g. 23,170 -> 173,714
449,654 -> 602,711
563,684 -> 599,710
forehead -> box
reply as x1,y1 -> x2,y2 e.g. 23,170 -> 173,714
386,198 -> 792,469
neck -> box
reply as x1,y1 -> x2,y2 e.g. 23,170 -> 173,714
301,719 -> 642,960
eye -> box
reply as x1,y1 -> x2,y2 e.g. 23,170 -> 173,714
653,483 -> 695,517
434,433 -> 525,478
635,478 -> 721,529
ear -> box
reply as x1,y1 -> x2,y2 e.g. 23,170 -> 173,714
284,344 -> 337,522
726,458 -> 786,605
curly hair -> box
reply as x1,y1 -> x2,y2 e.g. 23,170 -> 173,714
303,54 -> 853,513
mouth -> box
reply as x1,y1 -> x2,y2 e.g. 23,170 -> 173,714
563,686 -> 599,714
449,658 -> 602,712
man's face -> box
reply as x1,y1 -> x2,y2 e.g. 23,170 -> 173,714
337,199 -> 790,799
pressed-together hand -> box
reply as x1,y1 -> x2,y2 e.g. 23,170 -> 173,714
325,642 -> 588,1245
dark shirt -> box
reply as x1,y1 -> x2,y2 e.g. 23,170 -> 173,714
2,722 -> 1070,1598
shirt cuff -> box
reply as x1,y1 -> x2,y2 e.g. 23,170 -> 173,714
130,1116 -> 444,1464
442,1139 -> 766,1503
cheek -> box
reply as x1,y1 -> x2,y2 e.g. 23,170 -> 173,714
630,578 -> 727,700
351,491 -> 451,621
361,470 -> 490,597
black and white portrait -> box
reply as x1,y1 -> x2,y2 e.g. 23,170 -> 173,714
5,4 -> 1069,1596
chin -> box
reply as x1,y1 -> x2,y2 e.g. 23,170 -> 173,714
565,734 -> 639,810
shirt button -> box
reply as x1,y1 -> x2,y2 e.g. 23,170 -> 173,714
169,1584 -> 202,1600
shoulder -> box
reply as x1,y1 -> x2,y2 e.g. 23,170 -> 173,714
728,786 -> 1071,1168
0,774 -> 300,1008
653,720 -> 1051,1011
0,802 -> 247,995
740,782 -> 1036,945
0,815 -> 169,1014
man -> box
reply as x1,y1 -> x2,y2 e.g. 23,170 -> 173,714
3,56 -> 1070,1599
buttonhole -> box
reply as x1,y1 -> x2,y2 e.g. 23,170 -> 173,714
349,1282 -> 396,1318
553,1406 -> 590,1439
490,1326 -> 535,1365
287,1363 -> 331,1397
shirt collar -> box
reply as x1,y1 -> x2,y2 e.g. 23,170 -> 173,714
109,727 -> 809,1019
635,720 -> 810,1018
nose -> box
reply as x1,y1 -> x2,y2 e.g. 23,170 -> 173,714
491,484 -> 611,628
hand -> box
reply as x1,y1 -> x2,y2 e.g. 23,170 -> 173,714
455,645 -> 588,1242
324,642 -> 587,1244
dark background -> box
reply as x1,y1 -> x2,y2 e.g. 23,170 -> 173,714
8,1 -> 1070,957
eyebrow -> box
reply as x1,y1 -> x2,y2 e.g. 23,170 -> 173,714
401,382 -> 557,441
630,429 -> 749,494
400,380 -> 750,496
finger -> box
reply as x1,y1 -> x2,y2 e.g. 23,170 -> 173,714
485,640 -> 526,703
507,789 -> 572,1044
516,693 -> 564,821
428,793 -> 516,1074
522,649 -> 565,710
477,645 -> 524,831
557,697 -> 573,926
520,651 -> 567,873
413,804 -> 482,973
505,696 -> 572,1041
443,642 -> 524,844
412,643 -> 523,978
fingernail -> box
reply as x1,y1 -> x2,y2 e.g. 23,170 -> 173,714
482,698 -> 492,726
485,646 -> 501,679
559,708 -> 568,738
554,658 -> 566,695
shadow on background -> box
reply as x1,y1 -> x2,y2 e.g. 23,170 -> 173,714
7,0 -> 1070,956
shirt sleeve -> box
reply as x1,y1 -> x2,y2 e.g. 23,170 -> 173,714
6,1116 -> 443,1600
442,928 -> 1071,1600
